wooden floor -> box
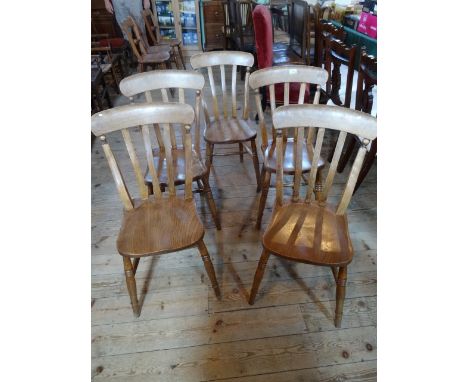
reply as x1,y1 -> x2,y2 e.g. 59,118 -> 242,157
91,61 -> 377,381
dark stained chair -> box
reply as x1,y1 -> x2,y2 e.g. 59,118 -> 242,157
248,103 -> 377,328
336,50 -> 377,193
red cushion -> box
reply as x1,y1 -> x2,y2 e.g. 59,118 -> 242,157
252,5 -> 273,69
98,38 -> 126,49
267,82 -> 310,104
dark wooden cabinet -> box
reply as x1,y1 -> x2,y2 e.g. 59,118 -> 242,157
91,0 -> 123,38
202,0 -> 226,51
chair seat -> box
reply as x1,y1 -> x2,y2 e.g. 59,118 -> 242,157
147,45 -> 171,54
264,138 -> 325,174
263,201 -> 353,266
117,197 -> 204,257
144,147 -> 207,186
140,51 -> 170,64
205,117 -> 257,144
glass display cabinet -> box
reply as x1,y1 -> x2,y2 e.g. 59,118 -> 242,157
153,0 -> 202,51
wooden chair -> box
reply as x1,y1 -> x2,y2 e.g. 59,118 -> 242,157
141,8 -> 186,70
337,50 -> 377,193
225,0 -> 256,56
91,102 -> 221,317
119,70 -> 221,230
314,20 -> 346,68
252,4 -> 303,68
324,38 -> 358,108
121,16 -> 172,73
190,51 -> 261,191
248,103 -> 377,328
287,0 -> 310,65
249,65 -> 328,229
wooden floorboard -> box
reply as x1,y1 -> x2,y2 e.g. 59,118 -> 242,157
91,63 -> 377,381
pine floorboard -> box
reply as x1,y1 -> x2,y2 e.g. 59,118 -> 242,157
91,61 -> 377,381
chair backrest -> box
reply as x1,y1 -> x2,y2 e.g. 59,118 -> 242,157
226,0 -> 254,49
272,104 -> 377,214
119,70 -> 205,155
325,38 -> 358,108
315,20 -> 346,67
249,65 -> 328,151
141,8 -> 159,46
355,50 -> 377,114
121,16 -> 147,61
190,51 -> 254,121
289,0 -> 309,59
91,103 -> 195,210
252,5 -> 273,69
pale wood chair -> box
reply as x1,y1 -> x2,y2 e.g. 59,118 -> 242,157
121,16 -> 172,73
190,51 -> 261,191
141,8 -> 186,70
119,69 -> 221,230
248,104 -> 377,328
91,102 -> 221,317
249,65 -> 328,229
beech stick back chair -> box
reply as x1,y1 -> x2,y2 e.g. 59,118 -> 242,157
248,104 -> 377,328
249,65 -> 329,229
190,51 -> 261,191
91,102 -> 221,317
119,69 -> 221,229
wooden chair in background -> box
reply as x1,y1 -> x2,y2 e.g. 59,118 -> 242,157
91,102 -> 221,317
324,38 -> 358,108
288,0 -> 310,65
249,65 -> 329,229
314,20 -> 346,69
141,8 -> 186,70
119,70 -> 221,230
337,50 -> 377,193
190,51 -> 261,191
121,16 -> 172,73
248,104 -> 377,328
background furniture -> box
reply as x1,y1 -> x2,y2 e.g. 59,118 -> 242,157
224,0 -> 256,56
91,66 -> 112,114
119,70 -> 221,229
91,102 -> 221,318
324,38 -> 358,108
288,0 -> 310,64
190,51 -> 261,191
314,20 -> 346,69
141,8 -> 186,69
249,65 -> 328,229
248,103 -> 377,328
201,0 -> 227,51
121,17 -> 172,73
337,50 -> 377,193
252,4 -> 302,67
152,0 -> 203,52
91,0 -> 123,37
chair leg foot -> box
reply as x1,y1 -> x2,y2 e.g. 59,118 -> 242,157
202,175 -> 221,230
123,256 -> 140,317
334,266 -> 347,328
239,143 -> 244,162
249,250 -> 270,305
197,240 -> 221,300
256,168 -> 271,230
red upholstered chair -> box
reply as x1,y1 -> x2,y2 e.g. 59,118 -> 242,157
252,5 -> 309,113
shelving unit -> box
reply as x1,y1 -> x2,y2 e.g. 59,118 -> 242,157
153,0 -> 202,52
